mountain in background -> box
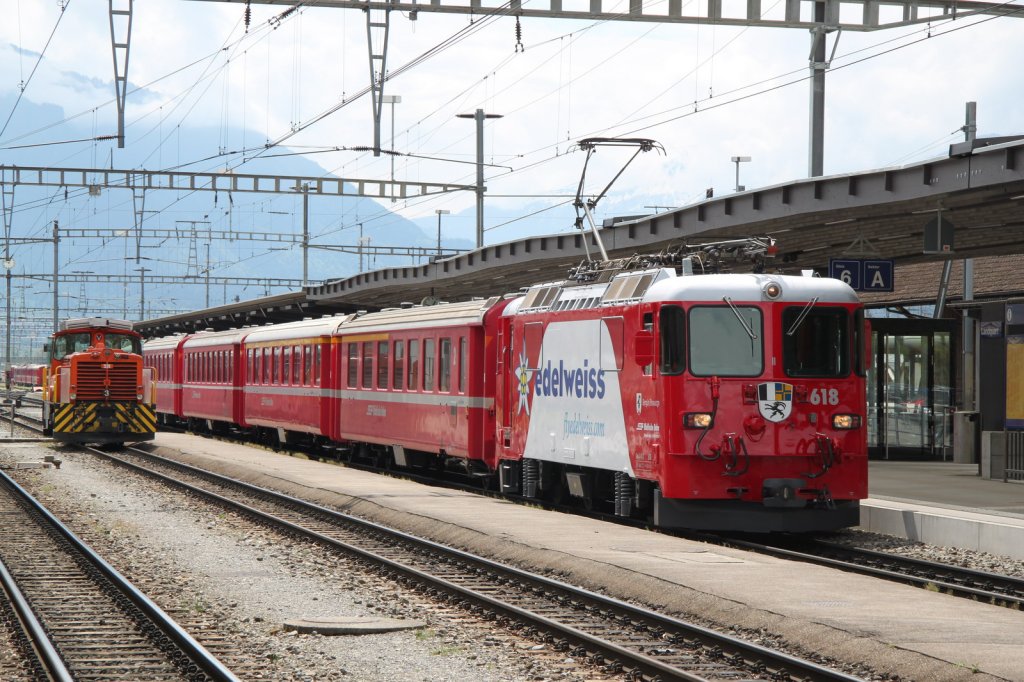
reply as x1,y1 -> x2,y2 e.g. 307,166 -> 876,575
0,94 -> 476,318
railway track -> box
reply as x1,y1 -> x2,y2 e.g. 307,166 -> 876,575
725,535 -> 1024,610
0,468 -> 238,681
84,445 -> 859,682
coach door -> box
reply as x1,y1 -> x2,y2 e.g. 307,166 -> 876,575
868,319 -> 955,460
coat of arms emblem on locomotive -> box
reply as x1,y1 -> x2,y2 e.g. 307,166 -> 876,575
757,382 -> 793,422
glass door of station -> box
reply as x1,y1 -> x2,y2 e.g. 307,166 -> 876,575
867,322 -> 955,460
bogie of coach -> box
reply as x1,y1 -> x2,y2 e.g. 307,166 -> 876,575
496,269 -> 868,531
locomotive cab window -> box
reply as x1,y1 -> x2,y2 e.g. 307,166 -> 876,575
106,333 -> 141,354
782,306 -> 850,377
659,305 -> 685,375
689,306 -> 763,377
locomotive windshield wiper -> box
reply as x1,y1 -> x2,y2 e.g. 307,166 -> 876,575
722,297 -> 757,340
786,297 -> 819,336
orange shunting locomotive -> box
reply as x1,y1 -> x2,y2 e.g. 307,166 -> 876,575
42,318 -> 156,447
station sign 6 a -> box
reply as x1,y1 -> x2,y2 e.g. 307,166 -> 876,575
829,258 -> 894,293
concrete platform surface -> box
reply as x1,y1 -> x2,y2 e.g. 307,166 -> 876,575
138,433 -> 1024,682
863,462 -> 1024,559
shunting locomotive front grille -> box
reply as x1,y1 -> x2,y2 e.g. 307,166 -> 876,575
74,361 -> 138,400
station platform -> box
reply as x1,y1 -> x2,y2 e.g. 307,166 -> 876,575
863,461 -> 1024,560
134,433 -> 1023,681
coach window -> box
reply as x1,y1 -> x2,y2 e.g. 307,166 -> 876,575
782,306 -> 849,378
459,337 -> 468,393
292,346 -> 302,384
393,340 -> 405,390
303,345 -> 312,385
272,347 -> 281,384
423,339 -> 436,391
438,338 -> 452,392
408,340 -> 420,391
659,306 -> 685,375
362,341 -> 374,388
689,305 -> 763,377
313,345 -> 322,386
347,343 -> 358,388
377,341 -> 389,389
283,347 -> 293,385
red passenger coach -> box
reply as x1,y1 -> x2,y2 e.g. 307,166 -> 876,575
143,334 -> 190,422
180,329 -> 248,431
241,316 -> 350,447
335,298 -> 511,471
9,364 -> 46,390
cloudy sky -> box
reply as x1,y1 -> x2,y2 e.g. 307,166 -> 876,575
1,0 -> 1022,248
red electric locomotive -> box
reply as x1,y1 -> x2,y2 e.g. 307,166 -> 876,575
493,264 -> 867,531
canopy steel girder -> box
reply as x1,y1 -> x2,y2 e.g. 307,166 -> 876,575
18,273 -> 305,287
0,165 -> 473,200
58,227 -> 467,258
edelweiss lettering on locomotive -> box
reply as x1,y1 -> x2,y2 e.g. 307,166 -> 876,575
534,359 -> 606,399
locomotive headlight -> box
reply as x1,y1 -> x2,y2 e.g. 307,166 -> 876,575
832,414 -> 861,430
684,413 -> 714,429
762,281 -> 783,300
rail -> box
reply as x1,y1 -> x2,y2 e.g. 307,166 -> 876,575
0,468 -> 239,682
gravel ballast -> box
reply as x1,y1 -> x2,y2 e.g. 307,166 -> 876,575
0,441 -> 602,681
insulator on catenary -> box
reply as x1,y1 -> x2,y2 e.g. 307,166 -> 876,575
515,17 -> 524,53
244,0 -> 252,32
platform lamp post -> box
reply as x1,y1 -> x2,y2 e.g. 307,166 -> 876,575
435,209 -> 450,259
456,109 -> 502,249
382,95 -> 401,203
731,156 -> 751,192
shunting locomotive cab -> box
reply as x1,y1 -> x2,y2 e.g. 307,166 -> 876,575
42,318 -> 156,446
